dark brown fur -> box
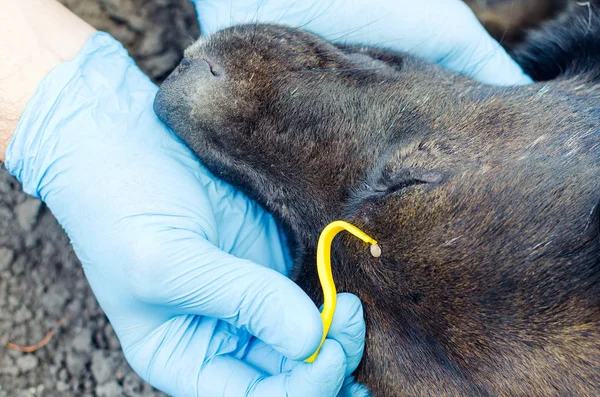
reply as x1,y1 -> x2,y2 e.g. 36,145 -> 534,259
465,0 -> 567,47
154,4 -> 600,396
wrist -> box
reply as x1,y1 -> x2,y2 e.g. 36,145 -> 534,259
0,0 -> 95,162
6,32 -> 159,200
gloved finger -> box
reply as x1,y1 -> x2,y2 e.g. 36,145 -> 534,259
238,337 -> 288,375
242,293 -> 365,377
126,316 -> 347,397
128,230 -> 322,361
240,339 -> 370,396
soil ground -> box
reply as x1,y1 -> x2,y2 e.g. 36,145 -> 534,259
0,1 -> 199,396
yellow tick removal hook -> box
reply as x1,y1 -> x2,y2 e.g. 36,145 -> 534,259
304,220 -> 380,363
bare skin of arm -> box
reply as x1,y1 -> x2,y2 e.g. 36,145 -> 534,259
0,0 -> 95,161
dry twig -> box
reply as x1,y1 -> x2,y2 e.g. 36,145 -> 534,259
6,315 -> 69,353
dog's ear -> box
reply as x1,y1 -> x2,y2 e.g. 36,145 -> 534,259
349,138 -> 454,212
346,148 -> 447,219
369,165 -> 443,196
358,166 -> 443,207
335,43 -> 405,71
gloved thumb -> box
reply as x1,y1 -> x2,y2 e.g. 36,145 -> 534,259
241,292 -> 366,377
250,339 -> 348,397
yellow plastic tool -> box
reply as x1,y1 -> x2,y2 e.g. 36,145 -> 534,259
304,220 -> 379,363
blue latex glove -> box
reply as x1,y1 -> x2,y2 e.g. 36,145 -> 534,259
193,0 -> 533,86
5,33 -> 366,397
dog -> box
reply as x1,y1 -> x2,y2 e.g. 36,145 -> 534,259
154,3 -> 600,395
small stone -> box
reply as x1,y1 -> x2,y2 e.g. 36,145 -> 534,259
56,382 -> 69,393
16,354 -> 39,373
7,295 -> 18,307
96,381 -> 122,397
42,284 -> 69,317
370,244 -> 382,258
122,373 -> 142,396
10,254 -> 27,276
15,198 -> 41,232
93,329 -> 107,349
0,355 -> 18,376
13,306 -> 32,324
0,206 -> 13,220
66,351 -> 87,378
71,329 -> 92,353
58,368 -> 68,382
24,234 -> 37,249
34,385 -> 45,396
0,248 -> 14,271
91,351 -> 118,385
82,378 -> 94,392
104,324 -> 121,351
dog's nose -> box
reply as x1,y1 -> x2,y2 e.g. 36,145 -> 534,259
177,57 -> 192,73
180,57 -> 192,68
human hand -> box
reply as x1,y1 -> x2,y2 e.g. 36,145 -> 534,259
4,10 -> 366,397
192,0 -> 532,86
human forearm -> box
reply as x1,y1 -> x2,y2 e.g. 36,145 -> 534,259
0,0 -> 95,161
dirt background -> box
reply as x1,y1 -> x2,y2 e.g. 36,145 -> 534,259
0,0 -> 566,396
0,1 -> 198,396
